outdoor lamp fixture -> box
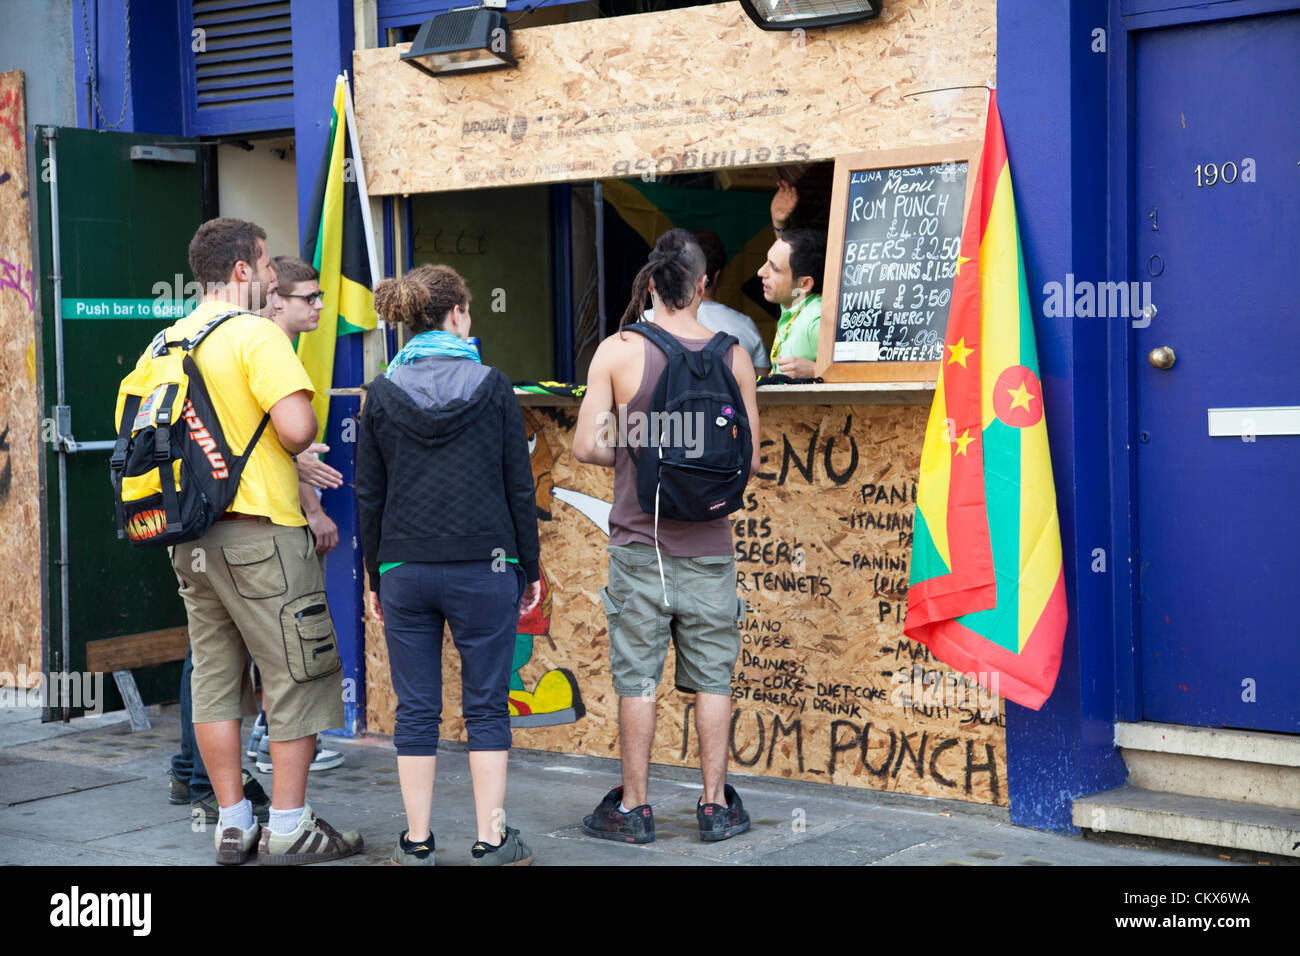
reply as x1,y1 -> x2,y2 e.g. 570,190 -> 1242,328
400,6 -> 517,78
739,0 -> 883,31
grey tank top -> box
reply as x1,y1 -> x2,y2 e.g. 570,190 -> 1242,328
608,333 -> 734,557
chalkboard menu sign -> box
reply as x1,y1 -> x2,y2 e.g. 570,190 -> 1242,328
817,143 -> 982,383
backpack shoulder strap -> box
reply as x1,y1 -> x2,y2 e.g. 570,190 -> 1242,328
182,310 -> 255,351
110,393 -> 142,539
623,321 -> 686,361
148,309 -> 254,358
627,322 -> 731,378
704,330 -> 739,364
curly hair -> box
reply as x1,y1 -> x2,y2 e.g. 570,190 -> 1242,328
373,264 -> 471,334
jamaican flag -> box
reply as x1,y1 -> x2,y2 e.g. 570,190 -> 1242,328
600,179 -> 776,338
297,74 -> 378,441
904,90 -> 1067,710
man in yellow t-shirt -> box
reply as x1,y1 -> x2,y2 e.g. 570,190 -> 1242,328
165,217 -> 362,866
168,302 -> 312,527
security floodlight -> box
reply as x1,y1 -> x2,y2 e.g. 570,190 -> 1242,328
739,0 -> 883,32
401,7 -> 517,78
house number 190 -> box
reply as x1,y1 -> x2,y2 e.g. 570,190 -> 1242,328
1195,158 -> 1256,187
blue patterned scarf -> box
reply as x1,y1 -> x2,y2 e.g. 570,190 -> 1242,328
386,330 -> 481,377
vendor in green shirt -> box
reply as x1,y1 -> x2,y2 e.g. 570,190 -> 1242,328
758,224 -> 828,379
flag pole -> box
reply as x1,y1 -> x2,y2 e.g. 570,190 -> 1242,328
341,70 -> 387,359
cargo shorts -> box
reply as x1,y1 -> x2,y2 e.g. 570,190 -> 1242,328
599,542 -> 745,697
171,518 -> 344,742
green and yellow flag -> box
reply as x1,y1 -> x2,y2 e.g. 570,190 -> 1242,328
297,74 -> 378,441
904,90 -> 1067,710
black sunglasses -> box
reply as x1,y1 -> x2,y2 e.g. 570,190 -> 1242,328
278,290 -> 323,304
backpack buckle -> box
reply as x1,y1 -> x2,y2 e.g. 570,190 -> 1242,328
109,437 -> 129,471
153,424 -> 172,462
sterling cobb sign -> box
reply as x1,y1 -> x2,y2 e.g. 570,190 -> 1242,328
352,0 -> 996,194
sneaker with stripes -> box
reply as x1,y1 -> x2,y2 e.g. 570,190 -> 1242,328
256,803 -> 363,866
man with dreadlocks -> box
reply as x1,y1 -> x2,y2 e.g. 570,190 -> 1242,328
573,229 -> 761,845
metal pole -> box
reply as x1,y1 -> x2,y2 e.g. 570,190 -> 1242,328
43,127 -> 70,722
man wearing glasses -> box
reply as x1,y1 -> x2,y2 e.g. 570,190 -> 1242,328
265,256 -> 342,557
234,255 -> 349,777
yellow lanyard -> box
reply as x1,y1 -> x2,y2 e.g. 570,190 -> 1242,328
770,296 -> 810,367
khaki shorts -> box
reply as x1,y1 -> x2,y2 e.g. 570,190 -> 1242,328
599,543 -> 744,697
171,518 -> 344,741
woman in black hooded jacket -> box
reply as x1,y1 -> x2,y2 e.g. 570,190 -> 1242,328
357,263 -> 540,866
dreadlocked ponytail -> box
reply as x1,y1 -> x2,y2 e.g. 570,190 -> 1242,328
618,228 -> 707,332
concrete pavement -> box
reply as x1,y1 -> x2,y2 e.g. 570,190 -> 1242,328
0,702 -> 1252,867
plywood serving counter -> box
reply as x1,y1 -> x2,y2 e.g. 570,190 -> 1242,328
364,386 -> 1009,807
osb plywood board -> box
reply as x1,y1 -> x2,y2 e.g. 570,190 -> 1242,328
353,0 -> 996,194
366,402 -> 1007,805
0,71 -> 41,685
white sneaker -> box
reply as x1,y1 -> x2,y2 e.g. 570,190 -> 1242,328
255,738 -> 345,773
309,742 -> 344,772
257,803 -> 363,865
215,821 -> 259,865
246,712 -> 268,759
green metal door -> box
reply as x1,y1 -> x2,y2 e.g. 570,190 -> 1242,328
34,127 -> 207,716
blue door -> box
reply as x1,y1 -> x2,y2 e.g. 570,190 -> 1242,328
1134,10 -> 1300,733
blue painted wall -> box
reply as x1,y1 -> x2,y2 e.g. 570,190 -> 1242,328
72,0 -> 186,134
998,0 -> 1128,831
288,0 -> 366,735
320,341 -> 367,736
72,0 -> 304,137
376,0 -> 584,31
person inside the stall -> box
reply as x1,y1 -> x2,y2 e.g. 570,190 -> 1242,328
759,226 -> 827,379
763,180 -> 828,378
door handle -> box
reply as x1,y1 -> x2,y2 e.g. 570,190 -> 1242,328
1148,346 -> 1176,370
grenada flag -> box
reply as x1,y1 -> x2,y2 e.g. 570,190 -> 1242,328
903,90 -> 1067,710
297,74 -> 379,442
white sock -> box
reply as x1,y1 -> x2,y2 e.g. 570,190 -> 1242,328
218,799 -> 254,832
269,805 -> 306,835
619,803 -> 631,813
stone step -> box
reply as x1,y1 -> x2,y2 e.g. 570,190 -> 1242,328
1072,786 -> 1300,858
1115,722 -> 1300,808
1116,721 -> 1300,765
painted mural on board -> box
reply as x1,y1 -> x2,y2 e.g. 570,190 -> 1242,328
508,408 -> 604,727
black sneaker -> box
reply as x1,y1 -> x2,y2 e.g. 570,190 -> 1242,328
242,770 -> 270,825
391,830 -> 436,866
582,786 -> 655,844
190,772 -> 271,825
697,784 -> 751,842
167,770 -> 189,805
470,826 -> 533,866
191,790 -> 219,825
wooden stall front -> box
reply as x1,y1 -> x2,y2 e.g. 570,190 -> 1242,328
0,71 -> 43,687
354,0 -> 1004,806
